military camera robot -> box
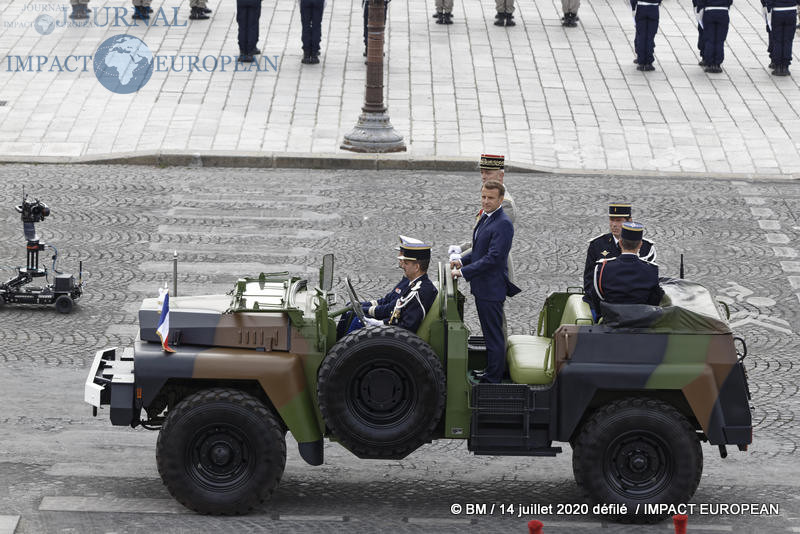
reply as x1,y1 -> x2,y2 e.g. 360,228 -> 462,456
0,193 -> 83,313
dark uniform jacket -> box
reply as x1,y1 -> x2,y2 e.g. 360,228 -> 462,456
592,254 -> 664,311
363,277 -> 409,319
383,274 -> 438,332
583,233 -> 655,303
461,207 -> 521,301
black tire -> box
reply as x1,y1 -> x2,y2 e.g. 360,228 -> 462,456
572,397 -> 703,524
54,294 -> 73,314
317,325 -> 446,459
156,388 -> 286,515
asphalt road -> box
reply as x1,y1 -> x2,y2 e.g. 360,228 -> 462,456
0,165 -> 798,534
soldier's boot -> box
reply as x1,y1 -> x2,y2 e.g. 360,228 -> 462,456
567,12 -> 578,26
505,13 -> 516,26
301,51 -> 312,64
132,6 -> 141,19
203,6 -> 212,13
69,4 -> 89,19
444,12 -> 453,24
309,54 -> 320,64
494,12 -> 505,25
436,12 -> 445,23
495,12 -> 504,19
433,11 -> 442,18
189,7 -> 209,20
698,59 -> 707,67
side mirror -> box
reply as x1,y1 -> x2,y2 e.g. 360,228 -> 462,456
320,254 -> 334,292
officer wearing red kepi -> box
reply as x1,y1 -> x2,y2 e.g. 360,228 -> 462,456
765,0 -> 797,76
583,202 -> 656,317
591,221 -> 664,314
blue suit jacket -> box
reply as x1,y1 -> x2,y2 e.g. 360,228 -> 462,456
460,207 -> 521,301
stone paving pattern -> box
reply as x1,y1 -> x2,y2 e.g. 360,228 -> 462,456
1,0 -> 800,174
0,165 -> 799,532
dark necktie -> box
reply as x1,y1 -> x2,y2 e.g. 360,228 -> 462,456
474,213 -> 488,239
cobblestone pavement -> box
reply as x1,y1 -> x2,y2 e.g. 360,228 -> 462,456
1,0 -> 800,174
0,164 -> 799,533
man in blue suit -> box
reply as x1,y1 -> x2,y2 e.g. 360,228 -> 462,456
592,222 -> 664,315
451,180 -> 521,383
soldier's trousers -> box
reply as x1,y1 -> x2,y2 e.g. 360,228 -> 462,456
495,0 -> 515,14
301,0 -> 324,54
702,9 -> 729,65
634,5 -> 659,65
132,0 -> 152,6
770,9 -> 797,67
697,23 -> 706,59
237,2 -> 261,54
70,0 -> 89,5
475,298 -> 506,383
561,0 -> 580,14
190,0 -> 207,8
435,0 -> 454,13
363,1 -> 388,46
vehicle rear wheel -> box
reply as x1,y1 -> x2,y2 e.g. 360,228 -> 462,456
572,397 -> 702,524
156,388 -> 286,515
318,325 -> 446,459
54,294 -> 73,314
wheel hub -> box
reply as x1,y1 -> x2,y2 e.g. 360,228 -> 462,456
606,432 -> 671,497
360,368 -> 403,410
192,429 -> 249,485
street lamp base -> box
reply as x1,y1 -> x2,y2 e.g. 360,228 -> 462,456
341,112 -> 407,153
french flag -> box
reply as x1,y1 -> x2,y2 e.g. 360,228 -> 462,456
156,291 -> 176,353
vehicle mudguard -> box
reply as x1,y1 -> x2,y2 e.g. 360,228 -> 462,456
553,326 -> 752,445
134,341 -> 322,444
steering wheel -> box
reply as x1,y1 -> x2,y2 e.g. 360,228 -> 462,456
344,276 -> 367,325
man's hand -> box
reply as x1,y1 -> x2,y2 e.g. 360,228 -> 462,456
364,317 -> 384,327
450,258 -> 462,269
451,268 -> 462,279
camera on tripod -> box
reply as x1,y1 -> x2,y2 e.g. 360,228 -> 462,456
1,192 -> 83,313
17,197 -> 50,223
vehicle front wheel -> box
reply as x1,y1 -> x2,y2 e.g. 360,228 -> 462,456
156,388 -> 286,515
54,294 -> 73,314
572,397 -> 702,524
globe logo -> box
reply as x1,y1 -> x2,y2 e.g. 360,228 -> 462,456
34,14 -> 56,36
93,35 -> 154,94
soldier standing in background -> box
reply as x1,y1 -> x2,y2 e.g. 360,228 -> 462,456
632,0 -> 660,71
494,0 -> 515,26
237,0 -> 262,63
561,0 -> 579,27
697,0 -> 731,73
765,0 -> 797,75
189,0 -> 211,20
433,0 -> 454,24
69,0 -> 89,20
301,0 -> 325,64
131,0 -> 152,21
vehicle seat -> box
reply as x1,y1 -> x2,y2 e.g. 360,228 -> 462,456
506,335 -> 554,385
415,285 -> 442,344
560,294 -> 594,326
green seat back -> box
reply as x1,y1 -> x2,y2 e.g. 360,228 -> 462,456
415,288 -> 442,344
507,334 -> 555,385
560,294 -> 594,326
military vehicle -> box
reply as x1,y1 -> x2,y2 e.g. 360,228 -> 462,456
85,255 -> 752,523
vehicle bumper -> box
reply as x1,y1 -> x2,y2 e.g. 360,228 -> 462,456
84,347 -> 138,426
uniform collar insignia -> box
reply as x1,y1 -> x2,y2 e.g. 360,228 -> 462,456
601,250 -> 609,256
